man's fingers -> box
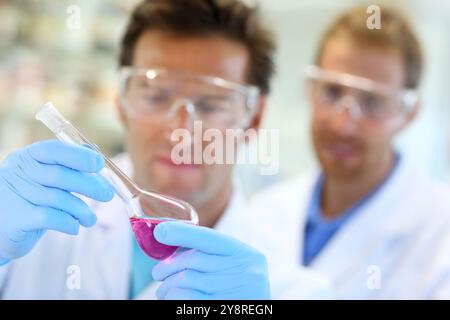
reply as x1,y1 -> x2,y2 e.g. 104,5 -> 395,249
156,269 -> 240,298
152,249 -> 243,281
26,140 -> 104,173
3,170 -> 97,227
15,158 -> 114,202
154,221 -> 245,255
160,288 -> 209,300
24,207 -> 80,235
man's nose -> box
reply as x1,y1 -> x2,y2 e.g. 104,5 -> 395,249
329,95 -> 359,134
338,95 -> 362,119
166,98 -> 196,131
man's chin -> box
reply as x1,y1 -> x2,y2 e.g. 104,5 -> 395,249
152,160 -> 204,182
153,183 -> 201,203
324,163 -> 365,179
319,156 -> 363,179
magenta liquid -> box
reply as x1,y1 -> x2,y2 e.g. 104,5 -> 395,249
130,217 -> 178,260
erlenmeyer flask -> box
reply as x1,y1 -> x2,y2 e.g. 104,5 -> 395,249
36,102 -> 199,260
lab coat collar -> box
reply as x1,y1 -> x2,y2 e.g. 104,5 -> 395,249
213,182 -> 248,236
377,156 -> 448,238
369,155 -> 425,236
309,154 -> 425,281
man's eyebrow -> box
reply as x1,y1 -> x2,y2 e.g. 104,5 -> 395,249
137,81 -> 170,90
199,93 -> 234,100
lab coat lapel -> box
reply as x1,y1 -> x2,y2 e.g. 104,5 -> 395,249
309,159 -> 415,288
213,183 -> 250,241
68,154 -> 133,299
273,179 -> 312,271
96,197 -> 132,299
66,196 -> 132,299
250,174 -> 317,273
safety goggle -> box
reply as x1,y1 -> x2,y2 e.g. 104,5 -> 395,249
119,67 -> 260,129
304,65 -> 418,122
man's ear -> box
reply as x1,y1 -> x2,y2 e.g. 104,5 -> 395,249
115,94 -> 128,128
408,99 -> 421,123
248,94 -> 267,131
396,98 -> 421,133
243,94 -> 267,144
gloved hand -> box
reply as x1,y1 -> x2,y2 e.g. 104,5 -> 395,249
152,221 -> 271,300
0,140 -> 114,265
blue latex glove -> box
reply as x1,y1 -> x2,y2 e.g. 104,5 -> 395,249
0,140 -> 114,265
152,221 -> 271,300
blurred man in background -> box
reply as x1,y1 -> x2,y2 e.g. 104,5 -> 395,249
250,6 -> 450,299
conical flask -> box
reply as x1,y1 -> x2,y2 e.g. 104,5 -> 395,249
36,102 -> 199,260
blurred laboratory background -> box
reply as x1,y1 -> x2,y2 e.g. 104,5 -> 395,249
1,0 -> 449,196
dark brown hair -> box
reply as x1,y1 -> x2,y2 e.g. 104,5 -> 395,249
315,5 -> 423,89
119,0 -> 276,93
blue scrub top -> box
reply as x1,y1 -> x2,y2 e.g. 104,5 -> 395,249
129,233 -> 158,299
303,154 -> 400,266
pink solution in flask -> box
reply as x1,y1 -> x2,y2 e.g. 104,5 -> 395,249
130,217 -> 179,260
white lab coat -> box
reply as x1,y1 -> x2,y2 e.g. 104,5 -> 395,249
248,156 -> 450,299
0,154 -> 331,299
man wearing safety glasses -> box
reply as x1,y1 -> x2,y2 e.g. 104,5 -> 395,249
0,0 -> 331,299
250,6 -> 450,298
